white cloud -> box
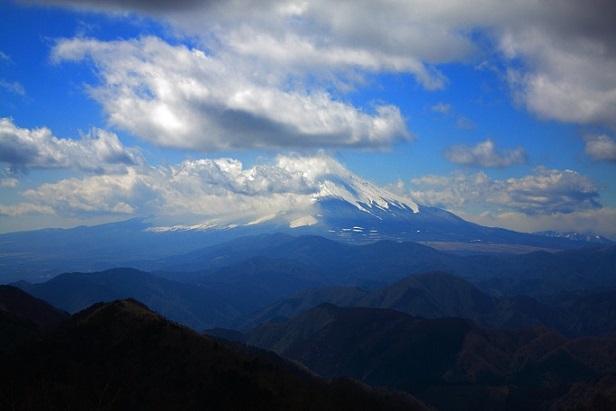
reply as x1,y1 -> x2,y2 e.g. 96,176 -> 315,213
497,2 -> 616,128
583,134 -> 616,162
51,36 -> 412,151
22,169 -> 144,215
408,167 -> 601,215
41,0 -> 616,131
17,154 -> 600,225
445,139 -> 527,167
8,153 -> 355,223
400,166 -> 615,238
0,118 -> 142,174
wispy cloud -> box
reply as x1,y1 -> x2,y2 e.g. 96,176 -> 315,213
432,102 -> 451,115
444,139 -> 527,168
432,102 -> 475,130
0,51 -> 12,64
0,79 -> 25,97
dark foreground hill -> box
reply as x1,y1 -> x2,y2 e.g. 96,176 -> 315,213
236,304 -> 616,411
0,298 -> 427,411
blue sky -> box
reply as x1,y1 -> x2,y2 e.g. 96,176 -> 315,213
1,0 -> 615,238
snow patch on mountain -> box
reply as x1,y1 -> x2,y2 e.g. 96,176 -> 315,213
289,215 -> 318,228
146,221 -> 222,233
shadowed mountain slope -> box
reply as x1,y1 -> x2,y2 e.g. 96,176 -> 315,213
0,298 -> 428,411
16,268 -> 241,331
0,285 -> 69,351
240,304 -> 616,411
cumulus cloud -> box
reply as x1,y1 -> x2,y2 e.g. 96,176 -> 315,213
22,168 -> 149,215
497,1 -> 616,128
8,153 -> 356,223
40,0 -> 616,131
583,134 -> 616,162
408,167 -> 601,215
51,36 -> 412,151
0,118 -> 142,174
444,139 -> 527,167
44,0 -> 473,89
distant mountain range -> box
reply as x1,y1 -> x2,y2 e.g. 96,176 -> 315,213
13,238 -> 616,337
235,271 -> 616,338
235,303 -> 616,411
0,167 -> 607,282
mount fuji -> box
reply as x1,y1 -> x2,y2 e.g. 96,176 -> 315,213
146,167 -> 588,251
0,167 -> 595,282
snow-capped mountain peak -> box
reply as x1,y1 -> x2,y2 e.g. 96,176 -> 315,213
315,172 -> 419,214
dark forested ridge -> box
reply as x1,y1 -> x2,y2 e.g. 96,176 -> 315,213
0,297 -> 427,411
